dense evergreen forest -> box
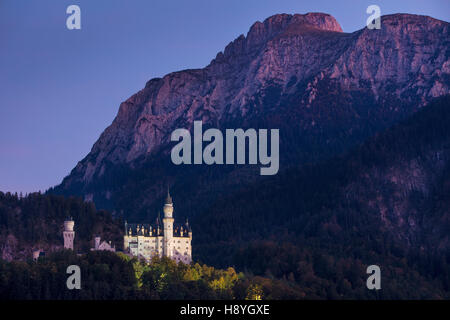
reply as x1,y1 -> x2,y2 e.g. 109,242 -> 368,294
0,190 -> 448,299
193,95 -> 450,298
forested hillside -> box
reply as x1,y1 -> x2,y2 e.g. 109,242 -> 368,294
0,192 -> 122,260
192,95 -> 450,298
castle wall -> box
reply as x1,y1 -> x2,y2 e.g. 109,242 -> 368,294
124,234 -> 191,263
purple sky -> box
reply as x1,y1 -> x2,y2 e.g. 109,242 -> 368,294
0,0 -> 449,194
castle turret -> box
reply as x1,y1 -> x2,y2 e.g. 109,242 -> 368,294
186,218 -> 193,243
163,188 -> 173,218
94,236 -> 101,250
163,188 -> 174,257
63,218 -> 75,250
32,249 -> 41,261
123,221 -> 129,250
185,218 -> 193,263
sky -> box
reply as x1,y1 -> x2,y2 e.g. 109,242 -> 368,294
0,0 -> 449,194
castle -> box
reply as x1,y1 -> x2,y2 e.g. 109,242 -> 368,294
62,218 -> 115,252
56,190 -> 191,264
123,190 -> 192,264
91,236 -> 116,252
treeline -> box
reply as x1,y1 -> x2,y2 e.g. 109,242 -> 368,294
0,250 -> 299,300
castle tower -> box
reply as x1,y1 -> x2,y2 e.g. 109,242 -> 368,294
186,218 -> 193,263
32,249 -> 41,261
186,218 -> 192,240
123,221 -> 128,250
63,218 -> 75,250
94,236 -> 101,250
163,188 -> 174,258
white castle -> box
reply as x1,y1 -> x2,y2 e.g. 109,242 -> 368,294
91,236 -> 116,252
123,190 -> 192,264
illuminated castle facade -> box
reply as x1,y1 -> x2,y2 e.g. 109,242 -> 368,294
123,190 -> 192,264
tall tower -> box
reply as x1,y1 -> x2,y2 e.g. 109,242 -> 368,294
163,189 -> 174,258
94,236 -> 101,250
63,218 -> 75,250
185,218 -> 193,263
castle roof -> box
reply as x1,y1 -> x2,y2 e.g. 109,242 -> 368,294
165,188 -> 173,205
185,218 -> 192,232
125,223 -> 190,238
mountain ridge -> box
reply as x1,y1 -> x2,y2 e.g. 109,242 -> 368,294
53,13 -> 449,222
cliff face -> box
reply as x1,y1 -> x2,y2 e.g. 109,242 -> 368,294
54,13 -> 449,215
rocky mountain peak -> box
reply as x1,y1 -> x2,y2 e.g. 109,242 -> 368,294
216,13 -> 342,61
56,13 -> 449,200
251,13 -> 342,36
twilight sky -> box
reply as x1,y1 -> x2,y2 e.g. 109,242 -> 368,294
0,0 -> 449,193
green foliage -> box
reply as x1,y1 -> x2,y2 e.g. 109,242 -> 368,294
245,284 -> 263,300
0,251 -> 291,300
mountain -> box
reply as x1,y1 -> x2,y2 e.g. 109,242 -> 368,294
53,13 -> 449,214
26,12 -> 450,298
50,11 -> 449,264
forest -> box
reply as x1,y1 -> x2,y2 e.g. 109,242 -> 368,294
0,250 -> 301,300
0,190 -> 448,299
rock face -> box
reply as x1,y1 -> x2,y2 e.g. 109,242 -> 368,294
55,13 -> 449,211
